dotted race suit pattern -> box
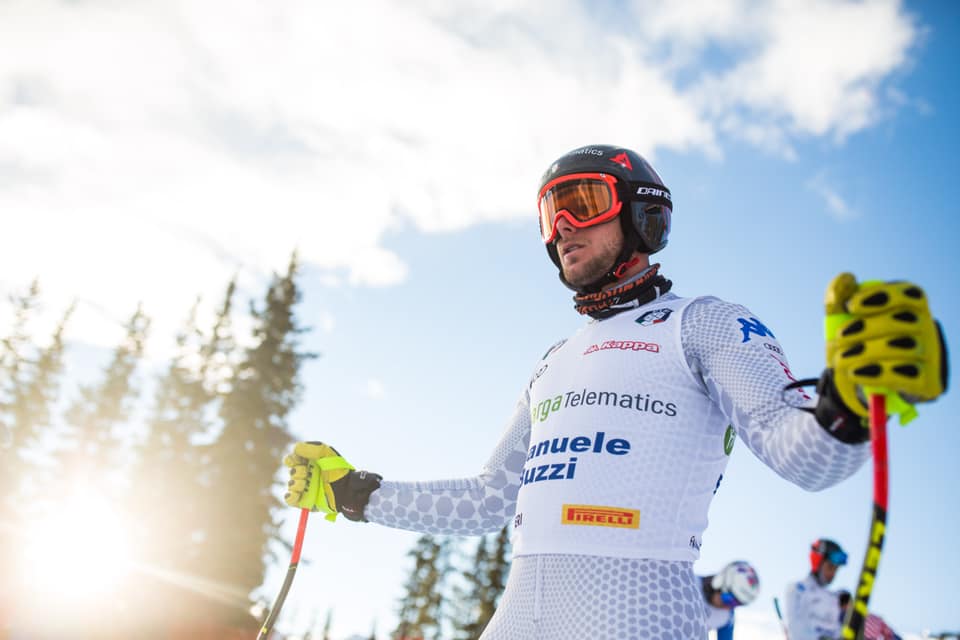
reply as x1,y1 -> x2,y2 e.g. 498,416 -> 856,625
365,292 -> 870,639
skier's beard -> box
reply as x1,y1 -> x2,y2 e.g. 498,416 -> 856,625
561,237 -> 621,289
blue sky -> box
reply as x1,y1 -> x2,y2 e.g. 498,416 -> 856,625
2,1 -> 958,638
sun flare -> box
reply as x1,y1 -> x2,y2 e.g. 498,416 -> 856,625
20,492 -> 133,600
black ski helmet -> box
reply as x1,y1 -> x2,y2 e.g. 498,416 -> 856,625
538,144 -> 672,292
809,538 -> 848,573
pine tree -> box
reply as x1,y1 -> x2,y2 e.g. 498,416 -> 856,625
0,286 -> 72,503
126,290 -> 236,634
201,253 -> 315,628
0,282 -> 37,635
393,535 -> 454,640
10,303 -> 73,460
451,526 -> 510,640
484,527 -> 510,625
58,304 -> 150,486
450,536 -> 488,640
0,280 -> 42,494
199,278 -> 238,397
18,304 -> 149,638
321,607 -> 333,640
0,283 -> 71,627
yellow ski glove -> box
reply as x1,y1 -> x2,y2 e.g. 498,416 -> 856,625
284,442 -> 354,521
283,441 -> 381,522
824,273 -> 948,424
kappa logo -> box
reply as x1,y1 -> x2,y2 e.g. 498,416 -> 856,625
583,340 -> 659,355
636,308 -> 673,326
738,317 -> 775,343
561,504 -> 639,529
610,152 -> 633,170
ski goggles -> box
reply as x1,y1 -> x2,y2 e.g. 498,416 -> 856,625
826,549 -> 848,566
538,172 -> 623,244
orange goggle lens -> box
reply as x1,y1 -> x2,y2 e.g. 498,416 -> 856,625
538,173 -> 622,243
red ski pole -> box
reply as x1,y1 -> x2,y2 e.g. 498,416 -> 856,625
257,508 -> 310,640
841,394 -> 888,640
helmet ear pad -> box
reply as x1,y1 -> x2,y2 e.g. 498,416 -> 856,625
630,201 -> 671,255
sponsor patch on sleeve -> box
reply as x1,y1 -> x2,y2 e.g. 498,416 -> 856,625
636,308 -> 673,326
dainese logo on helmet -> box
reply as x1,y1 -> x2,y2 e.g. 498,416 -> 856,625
636,186 -> 671,201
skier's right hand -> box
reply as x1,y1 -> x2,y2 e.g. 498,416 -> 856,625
283,441 -> 382,522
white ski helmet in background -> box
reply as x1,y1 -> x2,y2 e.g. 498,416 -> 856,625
710,561 -> 760,606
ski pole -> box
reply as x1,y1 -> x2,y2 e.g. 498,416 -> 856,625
841,393 -> 888,640
257,508 -> 310,640
772,597 -> 789,639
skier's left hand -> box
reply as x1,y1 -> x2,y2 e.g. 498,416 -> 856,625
824,273 -> 948,422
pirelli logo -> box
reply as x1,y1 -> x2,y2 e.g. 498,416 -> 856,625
561,504 -> 640,529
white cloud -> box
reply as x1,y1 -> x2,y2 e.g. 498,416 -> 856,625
0,0 -> 919,347
807,172 -> 859,221
670,0 -> 918,148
